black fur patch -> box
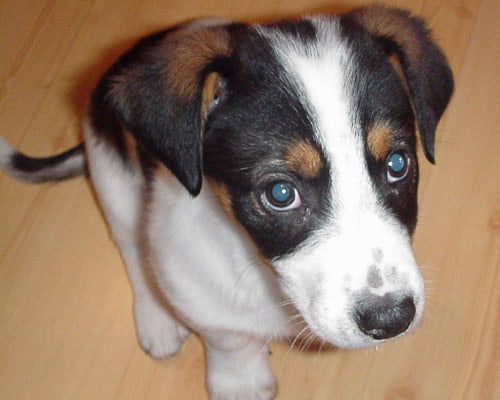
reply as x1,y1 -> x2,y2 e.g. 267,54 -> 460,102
203,24 -> 332,259
88,30 -> 173,166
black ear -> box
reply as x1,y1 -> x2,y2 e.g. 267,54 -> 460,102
351,5 -> 454,163
101,22 -> 233,195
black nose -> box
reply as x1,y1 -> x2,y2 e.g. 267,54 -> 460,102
354,292 -> 416,340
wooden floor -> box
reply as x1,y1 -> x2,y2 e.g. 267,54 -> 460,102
0,0 -> 498,399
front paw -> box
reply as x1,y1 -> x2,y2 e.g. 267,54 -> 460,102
208,372 -> 277,400
134,297 -> 190,359
205,336 -> 277,400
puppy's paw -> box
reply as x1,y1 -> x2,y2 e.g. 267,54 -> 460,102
208,369 -> 277,400
208,374 -> 277,400
134,298 -> 190,359
206,341 -> 277,400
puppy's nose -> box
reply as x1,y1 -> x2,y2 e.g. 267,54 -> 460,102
354,292 -> 416,340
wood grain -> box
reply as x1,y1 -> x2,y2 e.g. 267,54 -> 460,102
0,0 -> 498,399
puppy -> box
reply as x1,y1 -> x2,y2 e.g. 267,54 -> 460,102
0,5 -> 453,399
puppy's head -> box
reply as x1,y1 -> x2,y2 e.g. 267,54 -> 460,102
105,6 -> 453,347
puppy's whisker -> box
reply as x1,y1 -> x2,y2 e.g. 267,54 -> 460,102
315,338 -> 327,360
288,324 -> 312,354
420,264 -> 444,273
301,329 -> 319,353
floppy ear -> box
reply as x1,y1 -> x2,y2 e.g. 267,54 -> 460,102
102,22 -> 234,195
351,5 -> 454,163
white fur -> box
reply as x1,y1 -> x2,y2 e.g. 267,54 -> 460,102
83,123 -> 191,358
145,165 -> 296,399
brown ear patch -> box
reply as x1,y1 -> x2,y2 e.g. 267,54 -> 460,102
285,140 -> 323,177
352,5 -> 421,66
388,53 -> 411,95
165,26 -> 232,102
367,122 -> 392,161
200,72 -> 221,124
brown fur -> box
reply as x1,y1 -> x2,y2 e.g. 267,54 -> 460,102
353,5 -> 422,66
367,122 -> 392,161
388,54 -> 411,95
285,140 -> 323,178
207,179 -> 234,217
200,72 -> 221,125
165,26 -> 232,101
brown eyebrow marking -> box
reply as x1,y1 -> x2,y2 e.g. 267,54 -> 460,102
367,122 -> 392,161
285,140 -> 323,177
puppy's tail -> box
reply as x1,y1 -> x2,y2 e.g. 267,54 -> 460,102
0,136 -> 86,183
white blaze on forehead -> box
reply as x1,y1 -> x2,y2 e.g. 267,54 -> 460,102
262,17 -> 383,232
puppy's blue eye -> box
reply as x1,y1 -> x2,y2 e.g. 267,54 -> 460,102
386,152 -> 410,182
271,183 -> 292,203
262,182 -> 302,211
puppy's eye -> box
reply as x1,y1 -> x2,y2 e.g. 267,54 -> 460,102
262,182 -> 302,211
386,152 -> 410,183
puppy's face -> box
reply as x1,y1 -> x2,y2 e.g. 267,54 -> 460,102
203,19 -> 424,347
106,7 -> 453,348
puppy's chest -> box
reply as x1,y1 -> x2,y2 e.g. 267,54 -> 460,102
146,173 -> 293,335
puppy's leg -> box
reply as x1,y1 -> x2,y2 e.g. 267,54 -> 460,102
203,332 -> 277,400
116,228 -> 190,359
85,128 -> 189,359
132,270 -> 190,359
